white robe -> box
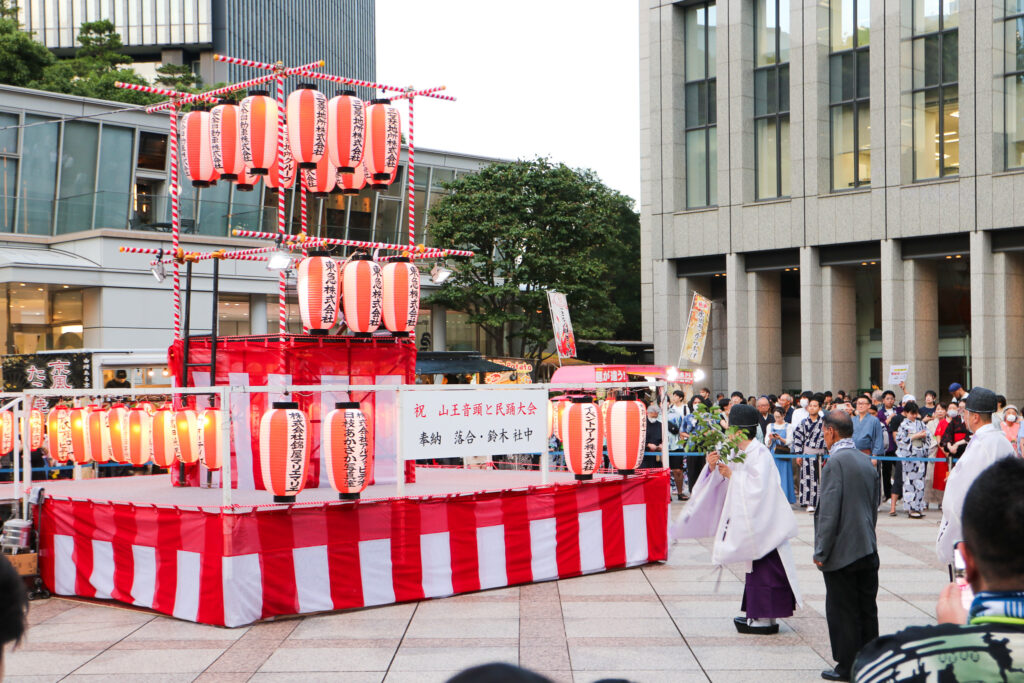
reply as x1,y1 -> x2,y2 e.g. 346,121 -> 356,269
670,438 -> 802,606
935,422 -> 1016,564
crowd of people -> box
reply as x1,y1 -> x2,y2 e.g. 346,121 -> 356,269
669,383 -> 1023,682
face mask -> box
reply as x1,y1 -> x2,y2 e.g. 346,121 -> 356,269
947,410 -> 957,419
799,398 -> 809,408
1008,414 -> 1018,423
648,415 -> 658,423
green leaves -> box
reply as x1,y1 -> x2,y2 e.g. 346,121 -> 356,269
685,402 -> 748,464
0,4 -> 54,87
425,158 -> 639,360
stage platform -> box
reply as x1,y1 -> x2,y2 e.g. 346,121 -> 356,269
35,467 -> 670,627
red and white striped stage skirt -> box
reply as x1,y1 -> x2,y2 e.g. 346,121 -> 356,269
36,468 -> 670,627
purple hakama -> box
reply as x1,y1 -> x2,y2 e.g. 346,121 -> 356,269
740,549 -> 796,619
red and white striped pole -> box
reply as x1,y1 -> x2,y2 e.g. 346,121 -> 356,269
168,103 -> 181,339
275,71 -> 289,335
406,91 -> 416,250
299,172 -> 309,333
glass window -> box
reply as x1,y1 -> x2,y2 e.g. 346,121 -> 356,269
137,131 -> 167,170
829,0 -> 870,190
685,2 -> 717,208
754,0 -> 790,199
1005,3 -> 1024,168
910,0 -> 958,180
18,115 -> 58,235
0,111 -> 18,154
56,121 -> 99,234
96,125 -> 134,229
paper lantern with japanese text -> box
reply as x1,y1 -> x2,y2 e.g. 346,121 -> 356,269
87,407 -> 113,464
265,123 -> 295,191
287,83 -> 327,170
381,257 -> 420,336
549,399 -> 571,441
28,408 -> 44,451
127,408 -> 152,467
303,152 -> 336,197
174,409 -> 200,465
561,397 -> 602,480
239,89 -> 278,174
259,402 -> 310,502
0,411 -> 12,456
151,408 -> 177,468
336,158 -> 368,195
210,103 -> 245,180
341,254 -> 382,335
107,405 -> 129,464
199,408 -> 223,471
364,99 -> 401,190
69,406 -> 92,465
181,109 -> 219,188
327,89 -> 365,172
297,252 -> 340,334
606,399 -> 646,475
46,405 -> 73,464
323,402 -> 368,499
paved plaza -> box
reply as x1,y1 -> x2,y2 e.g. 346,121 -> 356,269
4,501 -> 946,683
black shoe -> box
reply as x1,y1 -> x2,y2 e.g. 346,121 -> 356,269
733,616 -> 780,634
821,669 -> 850,682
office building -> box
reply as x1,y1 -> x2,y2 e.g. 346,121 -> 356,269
640,0 -> 1024,403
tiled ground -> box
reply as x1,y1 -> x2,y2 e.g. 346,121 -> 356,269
4,502 -> 947,683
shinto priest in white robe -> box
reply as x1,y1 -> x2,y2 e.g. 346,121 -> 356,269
670,437 -> 803,615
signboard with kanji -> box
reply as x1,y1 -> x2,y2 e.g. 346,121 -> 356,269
401,388 -> 548,460
547,291 -> 577,359
678,293 -> 711,366
2,351 -> 93,413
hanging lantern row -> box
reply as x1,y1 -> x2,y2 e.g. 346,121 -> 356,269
184,85 -> 401,194
547,393 -> 648,479
259,401 -> 370,502
295,251 -> 418,337
37,404 -> 222,471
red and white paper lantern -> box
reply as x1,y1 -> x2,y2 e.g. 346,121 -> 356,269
341,254 -> 383,335
327,90 -> 365,173
561,397 -> 602,480
297,252 -> 340,334
364,99 -> 401,190
28,408 -> 44,451
151,408 -> 177,468
259,402 -> 310,502
210,103 -> 245,180
265,123 -> 295,192
287,83 -> 328,170
239,89 -> 278,174
199,408 -> 223,471
87,407 -> 113,464
46,405 -> 73,464
303,152 -> 336,197
0,411 -> 12,456
323,402 -> 369,499
69,406 -> 92,465
181,109 -> 219,188
107,405 -> 129,464
549,399 -> 571,441
336,159 -> 369,195
380,257 -> 420,336
127,408 -> 152,467
173,409 -> 200,465
606,399 -> 646,475
235,167 -> 261,192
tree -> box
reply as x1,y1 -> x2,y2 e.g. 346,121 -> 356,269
0,0 -> 54,86
425,158 -> 640,361
154,62 -> 199,92
28,19 -> 158,105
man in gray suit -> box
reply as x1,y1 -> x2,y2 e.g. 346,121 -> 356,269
814,409 -> 880,682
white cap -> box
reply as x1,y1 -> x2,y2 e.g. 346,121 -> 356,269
902,394 -> 917,404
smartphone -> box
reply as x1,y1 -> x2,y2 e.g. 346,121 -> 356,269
953,546 -> 974,611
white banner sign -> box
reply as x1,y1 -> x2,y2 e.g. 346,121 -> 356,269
888,364 -> 909,385
401,388 -> 548,460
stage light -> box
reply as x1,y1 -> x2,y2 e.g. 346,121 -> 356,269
430,263 -> 452,285
694,369 -> 706,383
665,366 -> 679,381
152,260 -> 166,282
266,236 -> 292,271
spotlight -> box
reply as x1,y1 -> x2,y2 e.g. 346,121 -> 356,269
430,263 -> 453,285
151,249 -> 166,282
266,236 -> 292,271
693,369 -> 706,383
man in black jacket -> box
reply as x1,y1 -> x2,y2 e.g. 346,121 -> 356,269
815,409 -> 881,682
